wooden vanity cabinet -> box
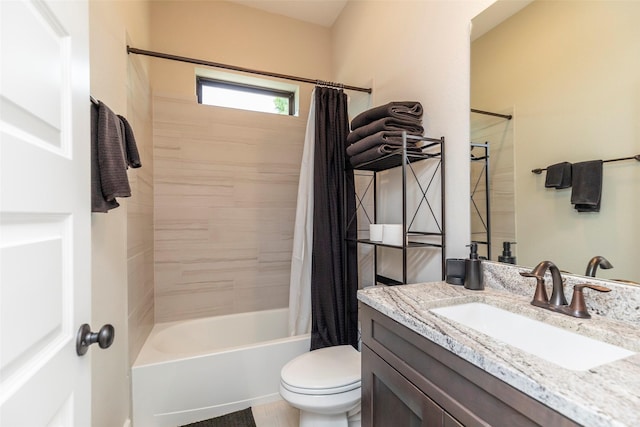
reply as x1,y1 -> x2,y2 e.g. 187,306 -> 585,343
360,304 -> 580,427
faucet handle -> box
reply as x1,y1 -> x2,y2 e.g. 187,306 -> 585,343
563,283 -> 611,319
520,272 -> 549,307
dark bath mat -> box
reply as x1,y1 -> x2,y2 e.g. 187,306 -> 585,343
179,408 -> 256,427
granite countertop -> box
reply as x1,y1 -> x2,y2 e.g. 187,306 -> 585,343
357,278 -> 640,427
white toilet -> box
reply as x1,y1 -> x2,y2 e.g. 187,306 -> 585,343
279,345 -> 361,427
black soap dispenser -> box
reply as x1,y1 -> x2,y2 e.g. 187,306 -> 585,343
464,243 -> 484,290
498,241 -> 517,264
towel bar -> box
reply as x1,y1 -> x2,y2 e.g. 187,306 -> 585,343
532,154 -> 640,174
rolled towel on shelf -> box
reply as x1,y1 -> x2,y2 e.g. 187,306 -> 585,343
346,130 -> 415,157
570,160 -> 603,212
544,162 -> 572,189
350,101 -> 423,130
347,116 -> 423,144
349,144 -> 422,167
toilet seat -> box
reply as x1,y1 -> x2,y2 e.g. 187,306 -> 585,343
281,378 -> 360,395
280,345 -> 361,396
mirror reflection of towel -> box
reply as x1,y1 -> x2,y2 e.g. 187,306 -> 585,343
571,160 -> 603,212
545,162 -> 572,189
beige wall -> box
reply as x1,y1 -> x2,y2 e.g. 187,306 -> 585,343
149,1 -> 331,321
149,0 -> 332,99
472,1 -> 640,281
89,0 -> 153,426
333,0 -> 494,283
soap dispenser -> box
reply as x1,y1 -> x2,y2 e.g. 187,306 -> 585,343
498,241 -> 517,264
464,243 -> 484,290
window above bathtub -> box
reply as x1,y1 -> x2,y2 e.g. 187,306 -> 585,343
196,68 -> 299,116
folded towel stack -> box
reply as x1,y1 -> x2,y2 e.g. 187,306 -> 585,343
91,100 -> 142,213
347,101 -> 424,167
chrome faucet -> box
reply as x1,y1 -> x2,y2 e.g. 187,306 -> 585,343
585,255 -> 613,277
521,260 -> 611,319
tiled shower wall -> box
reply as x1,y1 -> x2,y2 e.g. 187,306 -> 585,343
126,55 -> 155,362
153,96 -> 307,322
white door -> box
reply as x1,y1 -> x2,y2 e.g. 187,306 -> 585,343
0,0 -> 91,425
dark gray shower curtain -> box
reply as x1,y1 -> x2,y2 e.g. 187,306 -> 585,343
310,87 -> 359,351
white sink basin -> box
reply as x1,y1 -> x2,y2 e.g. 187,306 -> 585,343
430,302 -> 634,371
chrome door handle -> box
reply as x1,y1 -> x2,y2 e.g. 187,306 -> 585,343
76,323 -> 115,356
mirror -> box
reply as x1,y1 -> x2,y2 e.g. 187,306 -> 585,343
470,0 -> 640,283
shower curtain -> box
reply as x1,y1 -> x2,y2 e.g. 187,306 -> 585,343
288,92 -> 316,336
310,87 -> 358,350
288,87 -> 358,350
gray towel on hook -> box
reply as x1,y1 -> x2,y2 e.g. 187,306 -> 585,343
347,116 -> 423,144
571,160 -> 603,212
350,101 -> 423,130
545,162 -> 572,189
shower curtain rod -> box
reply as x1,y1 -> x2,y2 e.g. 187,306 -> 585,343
127,46 -> 372,94
471,108 -> 513,120
531,154 -> 640,174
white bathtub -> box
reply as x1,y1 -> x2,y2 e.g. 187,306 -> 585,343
132,308 -> 310,427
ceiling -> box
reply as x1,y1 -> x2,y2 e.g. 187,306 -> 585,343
226,0 -> 535,32
471,0 -> 533,41
226,0 -> 348,27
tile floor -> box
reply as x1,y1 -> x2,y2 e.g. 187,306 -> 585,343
252,400 -> 299,427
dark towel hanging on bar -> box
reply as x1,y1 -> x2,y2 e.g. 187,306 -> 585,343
571,160 -> 603,212
544,162 -> 572,189
532,155 -> 640,213
532,155 -> 640,174
90,97 -> 142,213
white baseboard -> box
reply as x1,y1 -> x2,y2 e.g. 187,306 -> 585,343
123,418 -> 132,427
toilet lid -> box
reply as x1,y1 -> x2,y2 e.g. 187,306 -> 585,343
281,345 -> 361,395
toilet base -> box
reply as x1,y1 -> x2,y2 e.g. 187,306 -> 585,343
299,408 -> 361,427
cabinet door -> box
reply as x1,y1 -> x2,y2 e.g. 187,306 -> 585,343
444,412 -> 464,427
363,345 -> 457,427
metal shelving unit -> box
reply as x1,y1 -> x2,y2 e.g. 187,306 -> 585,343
347,133 -> 445,285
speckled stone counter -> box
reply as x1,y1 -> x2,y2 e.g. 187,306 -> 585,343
357,262 -> 640,427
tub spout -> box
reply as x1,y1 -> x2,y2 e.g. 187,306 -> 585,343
585,256 -> 613,277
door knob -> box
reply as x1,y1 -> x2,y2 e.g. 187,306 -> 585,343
76,323 -> 115,356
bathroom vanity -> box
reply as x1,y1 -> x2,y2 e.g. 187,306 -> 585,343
358,262 -> 640,426
360,304 -> 579,426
